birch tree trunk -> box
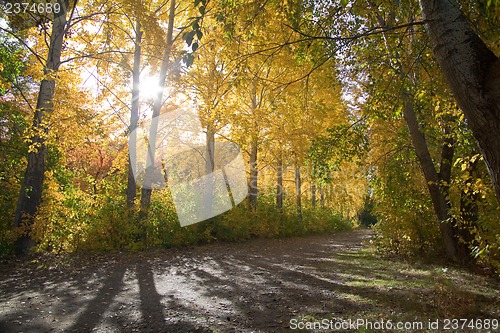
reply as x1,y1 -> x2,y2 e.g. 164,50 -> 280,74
204,125 -> 216,216
248,138 -> 258,210
127,19 -> 142,207
140,0 -> 176,212
276,157 -> 283,212
295,163 -> 302,220
420,0 -> 500,204
247,85 -> 259,211
205,126 -> 215,174
320,186 -> 325,208
14,0 -> 72,253
311,183 -> 317,208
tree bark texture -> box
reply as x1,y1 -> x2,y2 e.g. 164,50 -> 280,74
402,95 -> 458,260
420,0 -> 500,204
127,19 -> 142,207
14,0 -> 71,253
311,183 -> 317,208
320,186 -> 325,208
276,158 -> 283,212
140,0 -> 176,212
368,0 -> 469,260
204,126 -> 216,216
248,138 -> 258,210
295,164 -> 302,220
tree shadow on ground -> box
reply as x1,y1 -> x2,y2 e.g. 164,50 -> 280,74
0,230 -> 498,332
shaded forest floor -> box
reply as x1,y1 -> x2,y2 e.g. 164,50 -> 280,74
0,229 -> 498,332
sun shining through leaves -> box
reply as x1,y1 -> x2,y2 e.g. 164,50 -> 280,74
1,0 -> 498,286
139,68 -> 164,100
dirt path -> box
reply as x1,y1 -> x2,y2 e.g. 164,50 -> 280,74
0,229 -> 498,332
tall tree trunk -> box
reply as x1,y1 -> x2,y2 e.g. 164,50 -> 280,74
247,84 -> 259,211
420,0 -> 500,204
457,157 -> 480,260
276,157 -> 283,212
437,124 -> 454,189
438,122 -> 473,259
205,126 -> 215,174
402,95 -> 457,260
204,125 -> 215,216
140,0 -> 176,213
295,163 -> 302,220
127,19 -> 142,207
367,2 -> 465,260
320,186 -> 325,208
14,0 -> 71,254
311,182 -> 317,208
248,137 -> 258,210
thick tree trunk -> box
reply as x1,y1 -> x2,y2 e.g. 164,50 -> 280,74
127,19 -> 142,207
402,96 -> 458,260
248,138 -> 258,210
367,2 -> 467,260
140,0 -> 176,213
276,157 -> 283,212
420,0 -> 500,204
14,0 -> 70,253
295,163 -> 302,220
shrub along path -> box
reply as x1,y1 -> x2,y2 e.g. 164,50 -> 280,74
0,229 -> 498,332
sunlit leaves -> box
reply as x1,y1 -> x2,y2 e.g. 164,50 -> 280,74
179,0 -> 207,67
309,121 -> 369,182
0,40 -> 25,95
